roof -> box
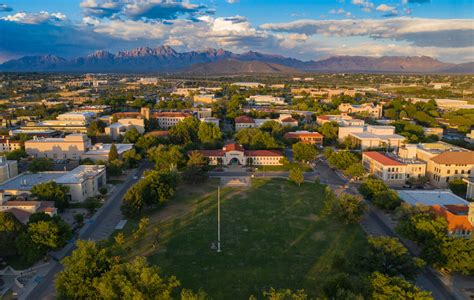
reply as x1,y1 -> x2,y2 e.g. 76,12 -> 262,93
199,149 -> 225,157
245,150 -> 283,157
83,143 -> 133,155
153,112 -> 190,118
4,201 -> 40,206
431,151 -> 474,165
4,208 -> 31,224
113,112 -> 141,118
280,117 -> 297,123
235,115 -> 255,124
363,151 -> 403,166
223,144 -> 245,152
56,165 -> 105,184
397,190 -> 469,207
0,172 -> 66,191
285,131 -> 323,138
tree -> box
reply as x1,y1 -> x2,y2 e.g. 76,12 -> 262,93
123,148 -> 142,168
448,178 -> 467,198
369,272 -> 432,300
5,148 -> 28,161
363,237 -> 425,279
289,167 -> 304,186
148,145 -> 185,171
31,181 -> 70,210
372,189 -> 402,211
322,188 -> 366,224
343,163 -> 365,179
292,142 -> 317,162
198,122 -> 222,147
94,257 -> 180,299
0,212 -> 24,256
87,120 -> 106,137
262,288 -> 308,300
235,128 -> 280,150
108,143 -> 119,162
169,117 -> 200,147
114,232 -> 125,247
123,127 -> 141,143
56,240 -> 116,299
74,213 -> 84,225
28,157 -> 54,172
440,237 -> 474,275
183,151 -> 208,184
318,121 -> 339,144
327,151 -> 359,171
107,158 -> 124,176
135,135 -> 161,154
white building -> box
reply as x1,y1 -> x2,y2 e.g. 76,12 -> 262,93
0,157 -> 18,183
105,118 -> 145,140
0,165 -> 106,203
200,117 -> 220,127
341,125 -> 405,150
197,144 -> 283,166
248,95 -> 286,106
81,143 -> 134,162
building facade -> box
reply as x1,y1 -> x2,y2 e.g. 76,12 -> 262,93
197,143 -> 283,166
25,133 -> 92,160
284,131 -> 323,146
338,103 -> 383,118
427,151 -> 474,188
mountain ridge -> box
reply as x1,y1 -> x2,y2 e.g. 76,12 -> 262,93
0,46 -> 472,74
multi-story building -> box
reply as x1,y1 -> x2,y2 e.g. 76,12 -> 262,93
316,115 -> 364,126
193,94 -> 218,105
153,112 -> 191,129
397,190 -> 473,237
81,143 -> 133,162
105,118 -> 145,140
0,165 -> 106,203
427,151 -> 474,188
0,138 -> 23,152
344,125 -> 405,150
338,103 -> 383,118
197,143 -> 283,166
284,131 -> 323,146
25,133 -> 92,160
235,115 -> 256,131
362,151 -> 426,185
248,95 -> 286,106
235,114 -> 298,131
0,157 -> 18,183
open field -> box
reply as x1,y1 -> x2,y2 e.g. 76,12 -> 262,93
115,178 -> 369,299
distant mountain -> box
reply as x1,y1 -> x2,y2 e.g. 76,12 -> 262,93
184,59 -> 301,75
0,46 -> 472,74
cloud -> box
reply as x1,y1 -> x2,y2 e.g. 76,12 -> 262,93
351,0 -> 374,12
376,4 -> 395,12
1,11 -> 67,24
227,0 -> 239,3
80,0 -> 123,18
260,17 -> 474,48
0,4 -> 12,12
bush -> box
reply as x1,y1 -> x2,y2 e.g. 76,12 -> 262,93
99,187 -> 108,196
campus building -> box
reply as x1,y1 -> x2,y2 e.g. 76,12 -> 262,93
338,103 -> 383,118
316,115 -> 365,126
197,143 -> 284,166
21,112 -> 96,134
105,118 -> 145,140
25,133 -> 92,160
247,95 -> 286,106
193,94 -> 218,105
0,165 -> 106,203
362,151 -> 426,185
0,138 -> 22,152
234,114 -> 298,131
343,125 -> 405,150
284,131 -> 323,146
81,143 -> 134,162
397,190 -> 474,237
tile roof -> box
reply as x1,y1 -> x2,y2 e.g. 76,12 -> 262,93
363,151 -> 402,166
431,151 -> 474,165
153,112 -> 191,118
223,143 -> 245,152
235,115 -> 255,124
284,131 -> 322,138
245,150 -> 283,157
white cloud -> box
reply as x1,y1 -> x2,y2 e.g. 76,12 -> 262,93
376,4 -> 396,12
1,11 -> 67,24
227,0 -> 239,3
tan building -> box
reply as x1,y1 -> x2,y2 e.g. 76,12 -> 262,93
235,114 -> 298,131
0,157 -> 18,183
81,143 -> 133,162
197,143 -> 284,166
153,112 -> 191,129
105,118 -> 145,140
25,133 -> 92,160
338,103 -> 383,118
193,94 -> 217,105
345,126 -> 405,150
362,151 -> 426,185
427,151 -> 474,188
0,138 -> 23,152
284,131 -> 323,146
0,165 -> 106,203
316,115 -> 364,126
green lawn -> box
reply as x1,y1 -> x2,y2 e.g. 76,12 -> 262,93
255,162 -> 313,172
117,179 -> 368,299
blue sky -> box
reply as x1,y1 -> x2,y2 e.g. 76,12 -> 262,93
0,0 -> 473,63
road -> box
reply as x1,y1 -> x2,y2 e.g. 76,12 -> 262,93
25,161 -> 153,300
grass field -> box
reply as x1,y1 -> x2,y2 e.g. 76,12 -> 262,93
116,178 -> 368,299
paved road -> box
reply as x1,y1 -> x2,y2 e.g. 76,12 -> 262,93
25,161 -> 153,300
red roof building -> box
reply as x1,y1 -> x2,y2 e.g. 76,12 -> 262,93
284,131 -> 323,146
196,143 -> 284,166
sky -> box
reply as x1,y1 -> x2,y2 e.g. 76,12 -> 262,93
0,0 -> 473,63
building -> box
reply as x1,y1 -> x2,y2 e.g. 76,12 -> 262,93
284,131 -> 323,146
75,105 -> 111,114
427,151 -> 474,188
153,112 -> 191,129
193,94 -> 217,105
0,165 -> 106,203
105,118 -> 145,140
57,112 -> 96,123
408,98 -> 474,111
398,142 -> 469,163
397,189 -> 473,237
0,200 -> 56,223
231,82 -> 264,88
235,114 -> 298,131
0,138 -> 22,152
248,95 -> 286,106
465,130 -> 474,144
200,117 -> 220,127
464,177 -> 474,199
0,157 -> 18,183
338,103 -> 383,118
344,126 -> 405,150
362,151 -> 426,185
197,143 -> 284,166
424,127 -> 444,138
25,133 -> 92,160
81,143 -> 133,162
316,115 -> 364,126
235,115 -> 256,131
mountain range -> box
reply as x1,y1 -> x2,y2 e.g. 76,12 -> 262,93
0,45 -> 472,74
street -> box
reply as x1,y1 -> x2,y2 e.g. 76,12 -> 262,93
24,161 -> 153,300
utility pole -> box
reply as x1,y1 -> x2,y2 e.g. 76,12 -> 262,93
217,185 -> 221,253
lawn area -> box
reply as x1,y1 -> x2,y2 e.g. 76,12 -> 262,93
255,162 -> 313,172
117,178 -> 368,299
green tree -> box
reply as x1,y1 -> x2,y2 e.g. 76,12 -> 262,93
183,151 -> 208,184
448,178 -> 467,198
135,135 -> 161,154
87,120 -> 106,137
363,237 -> 425,279
327,151 -> 359,171
198,122 -> 222,147
31,181 -> 70,210
28,157 -> 54,172
262,288 -> 308,300
94,257 -> 180,299
169,117 -> 200,147
322,188 -> 366,224
5,148 -> 28,161
289,167 -> 304,187
56,240 -> 116,299
148,145 -> 185,171
372,189 -> 402,211
441,237 -> 474,275
108,143 -> 119,162
0,212 -> 24,256
318,121 -> 339,144
343,162 -> 365,179
369,272 -> 432,300
292,142 -> 317,162
235,128 -> 280,150
123,148 -> 142,168
123,127 -> 141,143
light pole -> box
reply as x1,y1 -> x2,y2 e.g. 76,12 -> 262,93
217,185 -> 221,253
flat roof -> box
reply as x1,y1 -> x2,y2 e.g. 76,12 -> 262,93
0,172 -> 66,191
397,190 -> 469,207
84,143 -> 133,155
